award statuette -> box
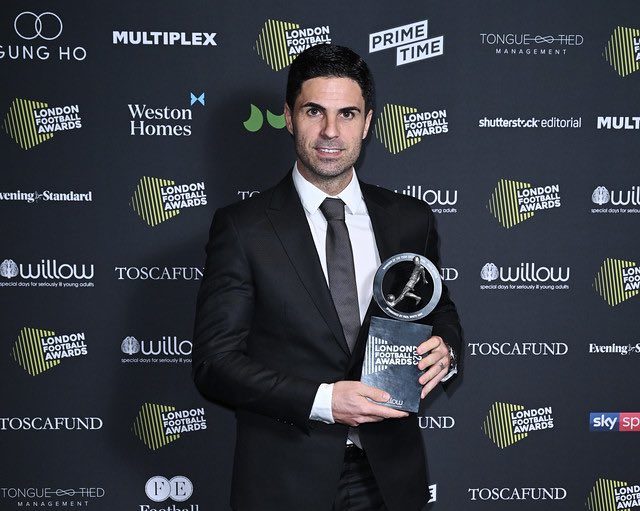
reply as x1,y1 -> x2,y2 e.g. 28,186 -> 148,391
361,253 -> 442,413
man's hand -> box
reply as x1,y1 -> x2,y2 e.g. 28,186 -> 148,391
332,381 -> 409,426
417,335 -> 450,399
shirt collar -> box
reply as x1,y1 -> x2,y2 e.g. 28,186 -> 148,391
292,162 -> 367,216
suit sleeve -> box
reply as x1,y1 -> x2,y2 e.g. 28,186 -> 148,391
192,208 -> 319,430
423,208 -> 463,377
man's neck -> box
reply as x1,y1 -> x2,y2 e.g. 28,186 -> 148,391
296,162 -> 354,197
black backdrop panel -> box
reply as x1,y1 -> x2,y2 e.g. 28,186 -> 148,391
1,1 -> 639,509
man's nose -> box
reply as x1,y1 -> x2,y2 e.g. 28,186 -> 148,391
320,115 -> 339,139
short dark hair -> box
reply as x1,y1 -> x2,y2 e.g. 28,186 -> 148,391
286,44 -> 375,113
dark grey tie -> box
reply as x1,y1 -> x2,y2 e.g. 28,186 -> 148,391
320,198 -> 361,352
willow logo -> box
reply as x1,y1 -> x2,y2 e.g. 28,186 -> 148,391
131,177 -> 207,227
0,258 -> 95,288
3,99 -> 82,150
375,104 -> 447,154
11,327 -> 87,376
121,335 -> 192,364
369,19 -> 444,66
394,185 -> 458,214
603,27 -> 640,77
587,478 -> 640,511
132,403 -> 207,450
480,262 -> 571,290
487,178 -> 561,228
482,402 -> 554,449
255,19 -> 331,71
363,337 -> 420,374
591,186 -> 640,214
243,104 -> 285,132
594,258 -> 640,306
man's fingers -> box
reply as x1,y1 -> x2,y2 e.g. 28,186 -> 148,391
331,381 -> 409,426
418,340 -> 448,371
356,403 -> 409,424
358,383 -> 390,403
417,335 -> 443,356
421,365 -> 448,399
419,356 -> 448,385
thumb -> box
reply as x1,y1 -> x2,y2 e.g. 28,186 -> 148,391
360,384 -> 390,403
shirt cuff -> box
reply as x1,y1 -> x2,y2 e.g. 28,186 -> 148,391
309,383 -> 335,424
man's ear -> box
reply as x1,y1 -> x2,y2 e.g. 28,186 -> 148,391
362,109 -> 373,139
284,103 -> 294,135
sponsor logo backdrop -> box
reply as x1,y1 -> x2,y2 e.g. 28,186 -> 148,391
2,0 -> 639,509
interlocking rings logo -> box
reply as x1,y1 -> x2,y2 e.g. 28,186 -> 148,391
14,12 -> 63,41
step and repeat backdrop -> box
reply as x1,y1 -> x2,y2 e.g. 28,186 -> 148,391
1,0 -> 639,509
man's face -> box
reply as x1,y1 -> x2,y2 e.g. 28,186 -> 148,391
285,76 -> 373,183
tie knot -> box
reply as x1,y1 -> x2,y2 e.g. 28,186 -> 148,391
320,197 -> 345,221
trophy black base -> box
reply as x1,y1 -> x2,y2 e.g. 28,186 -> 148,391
361,316 -> 432,413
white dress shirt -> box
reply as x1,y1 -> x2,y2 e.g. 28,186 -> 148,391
292,164 -> 380,424
292,163 -> 457,424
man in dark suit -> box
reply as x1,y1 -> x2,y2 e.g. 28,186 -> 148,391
193,44 -> 462,511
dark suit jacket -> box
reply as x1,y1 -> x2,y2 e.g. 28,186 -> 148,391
192,172 -> 462,511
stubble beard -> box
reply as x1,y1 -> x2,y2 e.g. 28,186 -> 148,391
294,133 -> 362,184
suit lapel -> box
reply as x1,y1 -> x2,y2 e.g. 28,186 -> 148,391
362,184 -> 398,264
266,173 -> 351,356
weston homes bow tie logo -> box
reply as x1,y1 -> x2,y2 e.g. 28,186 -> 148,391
369,19 -> 444,66
374,104 -> 448,154
128,92 -> 205,137
3,99 -> 82,150
487,179 -> 561,228
594,258 -> 640,306
132,403 -> 207,450
587,479 -> 640,511
255,19 -> 331,71
130,177 -> 207,227
11,327 -> 87,376
482,402 -> 554,448
603,27 -> 640,77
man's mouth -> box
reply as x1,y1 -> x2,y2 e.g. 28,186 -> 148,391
315,147 -> 343,154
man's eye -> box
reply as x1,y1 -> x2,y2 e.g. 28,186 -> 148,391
307,108 -> 320,116
341,111 -> 355,119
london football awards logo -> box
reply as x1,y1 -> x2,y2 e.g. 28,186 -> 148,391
3,98 -> 82,150
374,104 -> 448,154
130,177 -> 207,227
594,258 -> 639,306
482,401 -> 554,448
603,26 -> 640,77
132,403 -> 207,450
587,478 -> 640,510
487,178 -> 561,228
254,19 -> 331,71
